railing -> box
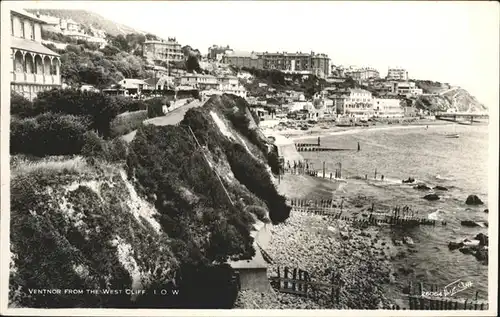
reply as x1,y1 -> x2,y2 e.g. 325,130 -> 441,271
35,74 -> 44,83
26,73 -> 36,83
10,73 -> 61,85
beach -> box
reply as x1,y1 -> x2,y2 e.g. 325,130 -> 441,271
254,120 -> 489,309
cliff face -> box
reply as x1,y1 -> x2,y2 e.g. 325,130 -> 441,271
9,94 -> 288,308
10,158 -> 178,308
413,87 -> 487,113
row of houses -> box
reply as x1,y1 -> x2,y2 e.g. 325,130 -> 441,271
222,50 -> 331,79
101,73 -> 247,99
330,65 -> 409,82
330,89 -> 404,118
249,86 -> 409,122
36,12 -> 107,47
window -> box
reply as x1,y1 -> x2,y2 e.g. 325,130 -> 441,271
31,22 -> 35,40
21,21 -> 25,38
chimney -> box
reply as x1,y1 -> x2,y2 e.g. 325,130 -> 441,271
36,11 -> 40,18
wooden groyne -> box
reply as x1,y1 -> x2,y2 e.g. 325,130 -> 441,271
296,147 -> 352,152
269,266 -> 341,304
289,199 -> 447,227
295,137 -> 321,148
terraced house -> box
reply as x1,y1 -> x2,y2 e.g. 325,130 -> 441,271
10,9 -> 61,100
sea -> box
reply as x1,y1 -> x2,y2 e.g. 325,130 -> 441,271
299,123 -> 490,306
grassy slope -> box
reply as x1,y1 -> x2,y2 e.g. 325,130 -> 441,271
10,157 -> 177,308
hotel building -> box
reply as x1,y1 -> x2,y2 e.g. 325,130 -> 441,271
386,67 -> 408,81
332,88 -> 374,117
10,9 -> 61,101
224,50 -> 330,78
143,37 -> 184,63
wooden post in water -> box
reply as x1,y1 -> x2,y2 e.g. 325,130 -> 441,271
374,168 -> 377,179
323,161 -> 326,178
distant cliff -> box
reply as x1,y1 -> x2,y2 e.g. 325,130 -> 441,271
413,87 -> 487,113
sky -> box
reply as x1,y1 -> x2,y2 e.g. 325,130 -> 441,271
13,1 -> 500,108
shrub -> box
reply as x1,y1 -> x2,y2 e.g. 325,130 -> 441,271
225,142 -> 290,223
113,96 -> 147,113
81,131 -> 128,162
110,110 -> 147,138
146,97 -> 168,118
10,91 -> 36,118
33,89 -> 121,137
246,205 -> 270,223
10,113 -> 91,156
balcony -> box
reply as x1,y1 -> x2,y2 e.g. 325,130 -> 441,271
11,72 -> 61,86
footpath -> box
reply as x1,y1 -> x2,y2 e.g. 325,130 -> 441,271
121,99 -> 204,143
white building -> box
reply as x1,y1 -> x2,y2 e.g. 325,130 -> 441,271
386,67 -> 408,81
393,81 -> 422,97
117,78 -> 151,94
217,75 -> 247,98
332,88 -> 374,118
373,98 -> 404,118
180,73 -> 219,90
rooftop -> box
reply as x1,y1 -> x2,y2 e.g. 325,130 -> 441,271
11,37 -> 60,57
11,9 -> 47,24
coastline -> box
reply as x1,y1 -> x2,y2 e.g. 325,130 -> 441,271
264,120 -> 458,142
254,119 -> 488,309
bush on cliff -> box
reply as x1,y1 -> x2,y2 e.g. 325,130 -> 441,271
146,97 -> 168,118
10,113 -> 91,156
225,142 -> 290,223
33,89 -> 121,137
206,95 -> 281,174
10,91 -> 36,118
81,131 -> 128,162
110,110 -> 147,138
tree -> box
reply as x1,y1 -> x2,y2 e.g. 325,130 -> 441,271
33,89 -> 121,137
186,55 -> 201,73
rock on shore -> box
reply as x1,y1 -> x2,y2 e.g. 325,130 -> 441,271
433,185 -> 448,191
414,184 -> 431,190
423,194 -> 440,201
465,195 -> 484,205
448,234 -> 488,265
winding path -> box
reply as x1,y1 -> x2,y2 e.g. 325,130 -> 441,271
121,99 -> 205,143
